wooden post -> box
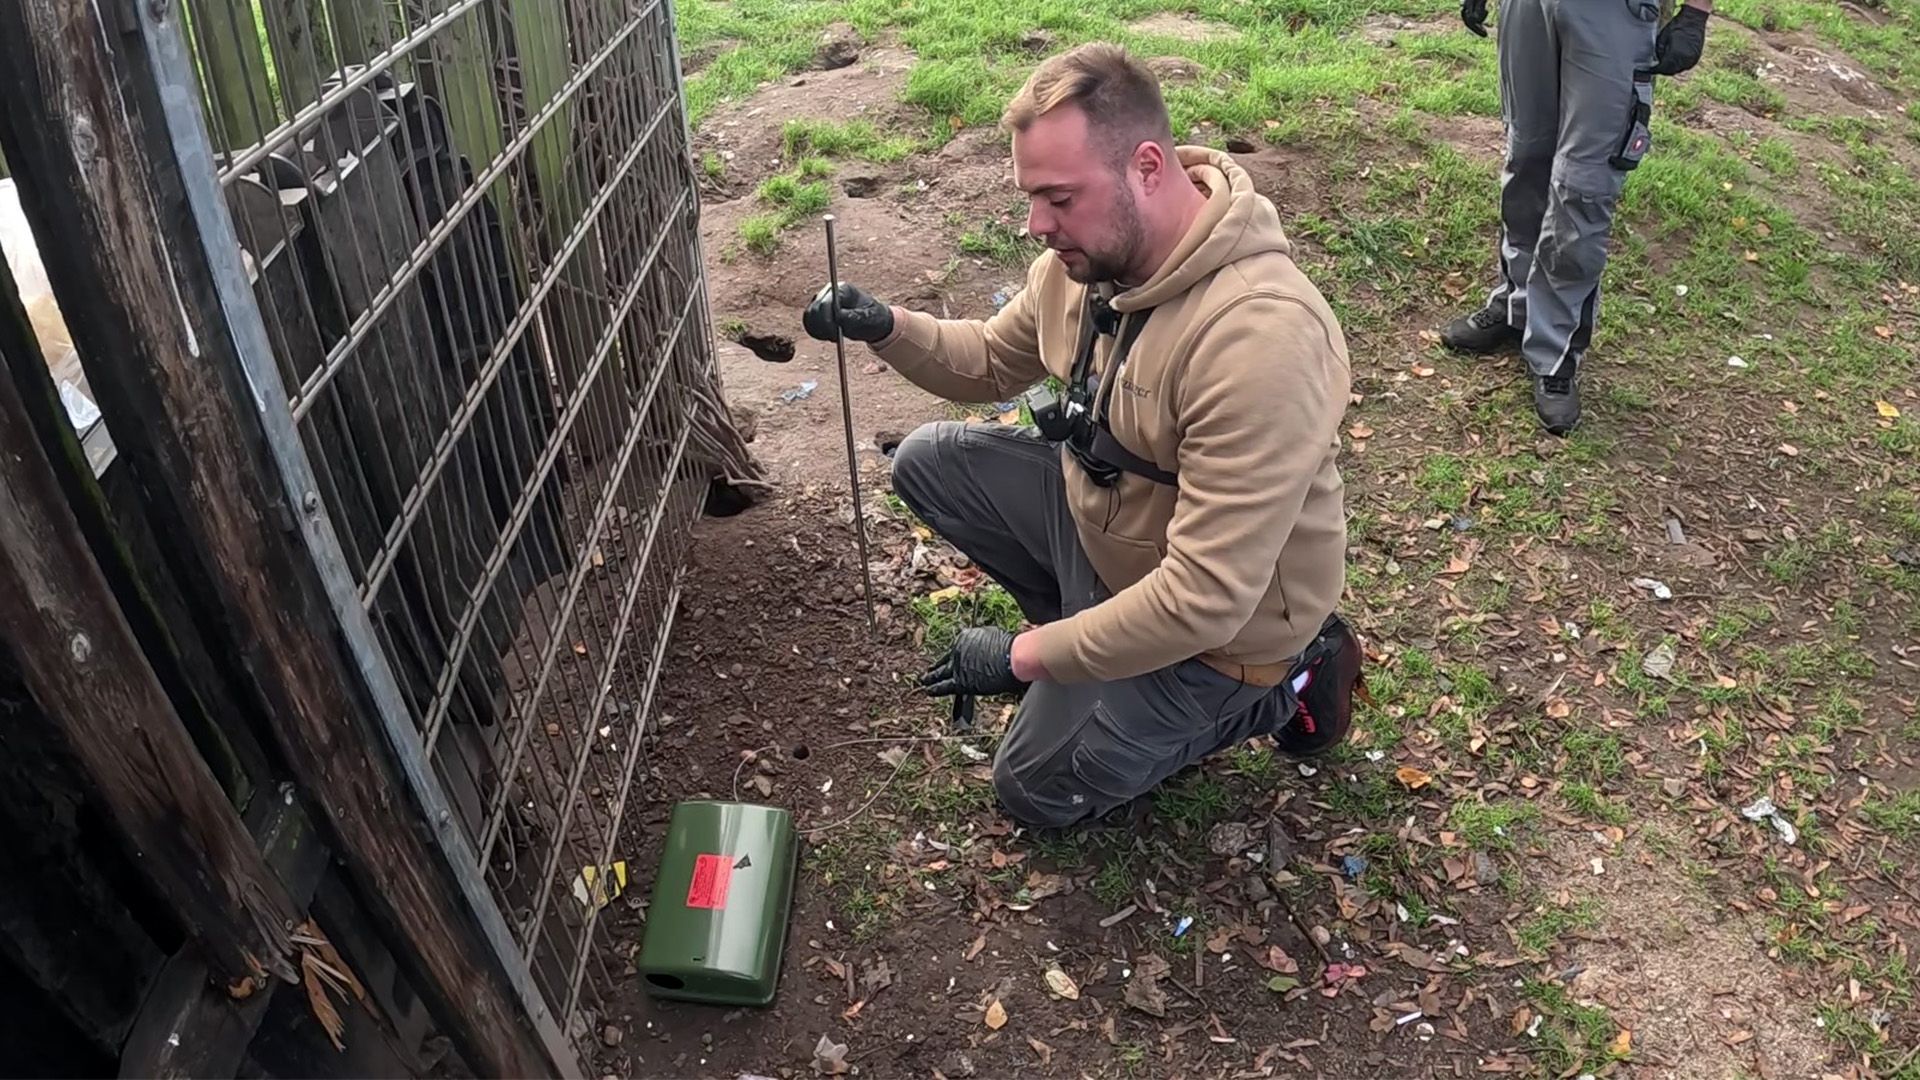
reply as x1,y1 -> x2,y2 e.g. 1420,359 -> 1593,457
0,1 -> 568,1075
0,275 -> 300,994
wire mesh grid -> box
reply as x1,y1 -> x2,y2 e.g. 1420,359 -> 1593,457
178,0 -> 712,1033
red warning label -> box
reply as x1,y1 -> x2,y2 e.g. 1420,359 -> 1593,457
686,853 -> 733,909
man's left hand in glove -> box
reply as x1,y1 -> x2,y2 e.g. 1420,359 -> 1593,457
921,627 -> 1029,698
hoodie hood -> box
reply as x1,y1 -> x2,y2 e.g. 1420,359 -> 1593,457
1111,145 -> 1293,312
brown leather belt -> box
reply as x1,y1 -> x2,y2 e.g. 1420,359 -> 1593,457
1199,654 -> 1294,688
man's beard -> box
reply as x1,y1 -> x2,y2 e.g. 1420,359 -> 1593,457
1060,191 -> 1146,284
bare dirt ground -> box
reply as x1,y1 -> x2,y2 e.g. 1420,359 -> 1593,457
588,11 -> 1920,1079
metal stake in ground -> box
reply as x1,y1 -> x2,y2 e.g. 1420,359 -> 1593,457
824,214 -> 877,634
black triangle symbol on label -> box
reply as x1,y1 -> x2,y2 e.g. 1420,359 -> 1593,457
734,854 -> 752,870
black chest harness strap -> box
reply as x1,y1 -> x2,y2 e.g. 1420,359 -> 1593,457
1062,293 -> 1178,487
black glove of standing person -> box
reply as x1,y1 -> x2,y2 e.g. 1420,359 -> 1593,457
1647,4 -> 1709,76
1461,0 -> 1489,37
803,282 -> 895,343
920,627 -> 1027,698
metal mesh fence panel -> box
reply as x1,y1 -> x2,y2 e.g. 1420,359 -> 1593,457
179,0 -> 721,1039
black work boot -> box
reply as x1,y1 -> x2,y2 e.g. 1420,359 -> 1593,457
1440,303 -> 1521,355
1533,358 -> 1581,436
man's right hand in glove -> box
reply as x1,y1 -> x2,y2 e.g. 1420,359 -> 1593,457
1461,0 -> 1489,37
803,282 -> 896,344
920,627 -> 1029,698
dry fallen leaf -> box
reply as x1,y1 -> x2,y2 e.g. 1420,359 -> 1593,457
572,641 -> 588,656
1395,766 -> 1433,790
1045,968 -> 1081,1000
965,934 -> 987,962
1027,1037 -> 1054,1065
927,585 -> 962,603
1874,325 -> 1895,339
1609,1029 -> 1633,1057
985,999 -> 1008,1030
1877,400 -> 1902,419
1348,422 -> 1375,439
1411,363 -> 1436,378
1546,699 -> 1572,719
1778,443 -> 1799,457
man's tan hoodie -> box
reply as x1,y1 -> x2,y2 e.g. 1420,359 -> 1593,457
875,146 -> 1350,685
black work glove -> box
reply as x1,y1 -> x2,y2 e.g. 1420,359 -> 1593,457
920,627 -> 1027,698
1461,0 -> 1489,36
1646,4 -> 1709,76
803,282 -> 895,343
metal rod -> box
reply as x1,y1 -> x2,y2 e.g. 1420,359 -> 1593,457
823,215 -> 877,634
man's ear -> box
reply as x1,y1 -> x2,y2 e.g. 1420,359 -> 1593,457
1132,140 -> 1168,192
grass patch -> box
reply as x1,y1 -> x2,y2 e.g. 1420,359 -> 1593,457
1517,898 -> 1601,955
1563,782 -> 1630,825
1860,791 -> 1920,840
783,117 -> 920,163
740,159 -> 835,254
1448,799 -> 1538,851
911,583 -> 1024,654
1524,977 -> 1629,1073
958,219 -> 1041,265
1703,602 -> 1775,649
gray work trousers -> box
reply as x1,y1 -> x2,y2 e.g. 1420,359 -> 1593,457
1488,0 -> 1660,376
890,420 -> 1295,829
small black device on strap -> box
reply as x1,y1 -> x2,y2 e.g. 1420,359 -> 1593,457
1024,291 -> 1177,488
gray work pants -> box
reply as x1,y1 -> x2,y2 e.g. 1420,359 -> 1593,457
889,420 -> 1295,829
1488,0 -> 1660,376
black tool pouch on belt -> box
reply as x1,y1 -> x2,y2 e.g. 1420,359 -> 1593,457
1610,73 -> 1655,171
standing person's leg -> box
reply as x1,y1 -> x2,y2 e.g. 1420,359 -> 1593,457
1444,0 -> 1560,353
1522,0 -> 1660,429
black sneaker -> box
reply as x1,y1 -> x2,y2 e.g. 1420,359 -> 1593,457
1274,614 -> 1365,758
1440,304 -> 1521,355
1533,359 -> 1581,436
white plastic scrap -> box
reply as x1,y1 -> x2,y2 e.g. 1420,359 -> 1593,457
1631,577 -> 1674,601
1742,795 -> 1800,845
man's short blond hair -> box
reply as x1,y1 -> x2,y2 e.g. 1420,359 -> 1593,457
1001,43 -> 1175,167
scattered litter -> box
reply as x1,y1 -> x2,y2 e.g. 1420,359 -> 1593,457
1449,515 -> 1475,532
1265,975 -> 1300,993
1641,641 -> 1677,680
1675,284 -> 1690,297
1415,1021 -> 1436,1042
1527,1015 -> 1544,1038
1099,904 -> 1138,928
1365,750 -> 1386,763
1662,777 -> 1687,798
984,999 -> 1008,1030
1591,857 -> 1605,876
1630,577 -> 1673,601
1396,1011 -> 1424,1027
812,1034 -> 849,1076
1297,763 -> 1318,778
1341,855 -> 1368,880
955,743 -> 988,762
1044,969 -> 1080,1000
1742,795 -> 1800,845
1727,355 -> 1749,368
781,380 -> 819,403
1173,915 -> 1195,938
